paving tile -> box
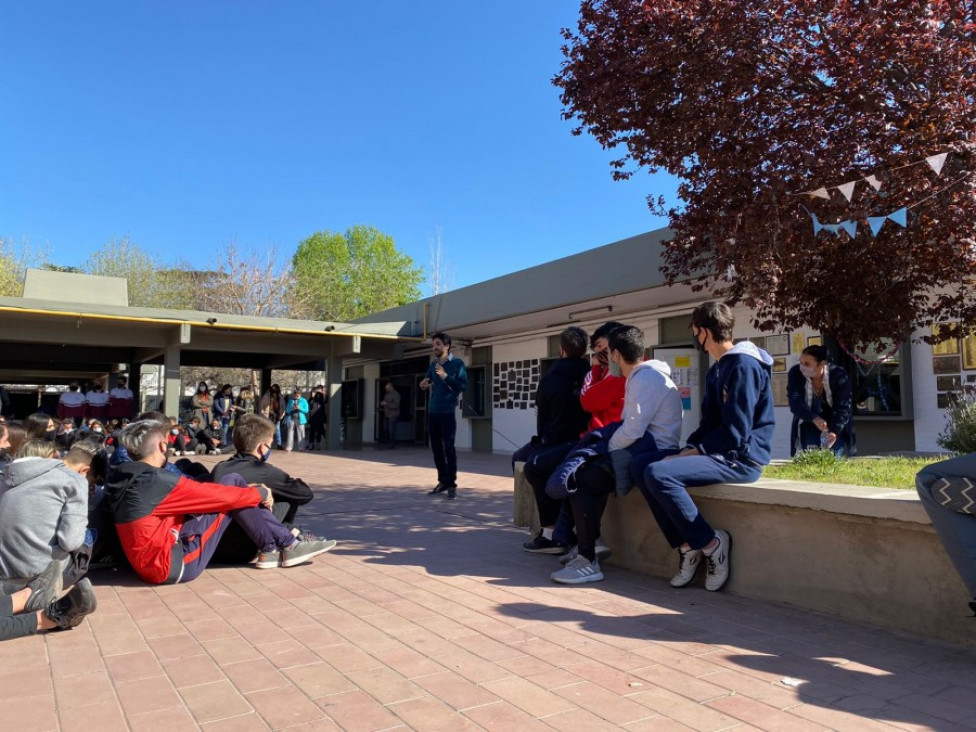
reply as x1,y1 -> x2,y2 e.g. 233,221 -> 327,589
59,698 -> 128,732
181,679 -> 253,723
222,657 -> 290,694
412,669 -> 501,711
115,677 -> 183,717
247,685 -> 329,728
127,705 -> 200,731
481,675 -> 577,717
0,692 -> 58,732
148,632 -> 205,661
202,713 -> 272,731
52,670 -> 118,710
553,681 -> 657,726
282,662 -> 356,698
343,666 -> 425,705
386,696 -> 482,731
258,638 -> 322,669
104,649 -> 165,682
163,653 -> 227,688
460,700 -> 553,730
706,694 -> 826,731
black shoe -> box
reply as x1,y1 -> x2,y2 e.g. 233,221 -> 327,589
45,578 -> 97,630
522,533 -> 567,554
969,598 -> 976,616
24,560 -> 63,613
446,490 -> 457,500
428,483 -> 448,495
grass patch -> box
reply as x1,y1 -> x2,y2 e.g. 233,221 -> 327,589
763,449 -> 947,490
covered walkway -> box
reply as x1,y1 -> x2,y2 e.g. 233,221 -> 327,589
2,449 -> 974,731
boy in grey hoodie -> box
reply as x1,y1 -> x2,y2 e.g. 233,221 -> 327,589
0,440 -> 95,583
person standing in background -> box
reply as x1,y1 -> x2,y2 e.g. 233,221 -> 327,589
420,333 -> 467,500
380,381 -> 401,449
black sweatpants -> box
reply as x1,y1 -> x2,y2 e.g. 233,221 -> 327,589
523,441 -> 577,527
567,458 -> 616,562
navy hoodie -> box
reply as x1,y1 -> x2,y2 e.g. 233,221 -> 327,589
686,342 -> 775,467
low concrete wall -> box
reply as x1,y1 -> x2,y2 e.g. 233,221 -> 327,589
513,463 -> 973,648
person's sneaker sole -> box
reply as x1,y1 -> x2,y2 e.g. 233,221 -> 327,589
551,564 -> 604,585
523,543 -> 567,555
704,530 -> 732,592
24,560 -> 64,613
280,539 -> 338,568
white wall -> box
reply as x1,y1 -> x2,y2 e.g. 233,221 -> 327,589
489,339 -> 547,453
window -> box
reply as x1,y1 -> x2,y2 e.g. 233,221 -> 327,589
462,365 -> 488,418
659,313 -> 693,346
827,338 -> 910,418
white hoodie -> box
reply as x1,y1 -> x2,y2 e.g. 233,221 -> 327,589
608,359 -> 683,452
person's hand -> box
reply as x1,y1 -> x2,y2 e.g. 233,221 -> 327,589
434,363 -> 447,380
814,417 -> 828,431
253,484 -> 274,509
419,378 -> 432,389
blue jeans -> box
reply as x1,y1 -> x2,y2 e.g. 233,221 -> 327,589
427,412 -> 458,488
916,453 -> 976,598
640,455 -> 761,550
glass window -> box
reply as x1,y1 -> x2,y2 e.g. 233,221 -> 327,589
827,338 -> 907,417
463,365 -> 488,418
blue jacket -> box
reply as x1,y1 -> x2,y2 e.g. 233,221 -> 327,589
787,363 -> 855,456
426,355 -> 468,414
285,397 -> 310,426
686,342 -> 775,468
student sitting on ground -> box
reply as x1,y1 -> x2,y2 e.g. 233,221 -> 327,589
210,414 -> 321,563
0,561 -> 97,641
0,439 -> 100,586
105,419 -> 336,584
195,418 -> 229,455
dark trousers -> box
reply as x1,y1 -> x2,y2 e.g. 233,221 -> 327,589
428,412 -> 458,488
0,593 -> 38,642
523,441 -> 577,527
308,419 -> 325,447
639,455 -> 760,550
566,458 -> 616,561
171,474 -> 296,583
385,415 -> 398,446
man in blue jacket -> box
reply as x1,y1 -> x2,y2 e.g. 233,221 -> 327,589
421,332 -> 468,500
638,302 -> 775,592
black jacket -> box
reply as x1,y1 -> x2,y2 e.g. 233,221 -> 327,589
535,357 -> 591,446
211,453 -> 313,507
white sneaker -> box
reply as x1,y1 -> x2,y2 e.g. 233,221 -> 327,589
704,530 -> 732,592
551,555 -> 604,585
670,546 -> 702,588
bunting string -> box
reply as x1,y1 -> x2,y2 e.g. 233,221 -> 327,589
788,151 -> 951,200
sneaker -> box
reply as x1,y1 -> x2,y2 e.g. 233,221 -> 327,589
595,539 -> 613,561
280,538 -> 338,568
551,555 -> 604,585
523,533 -> 567,554
704,530 -> 732,592
45,578 -> 97,630
445,490 -> 457,500
254,549 -> 281,569
558,545 -> 578,565
24,560 -> 63,613
670,546 -> 702,588
428,483 -> 448,495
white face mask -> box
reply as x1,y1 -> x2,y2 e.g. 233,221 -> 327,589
799,364 -> 819,379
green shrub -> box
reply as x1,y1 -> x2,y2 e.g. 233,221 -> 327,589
937,387 -> 976,454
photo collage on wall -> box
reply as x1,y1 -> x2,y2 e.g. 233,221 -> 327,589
931,324 -> 976,409
492,359 -> 541,410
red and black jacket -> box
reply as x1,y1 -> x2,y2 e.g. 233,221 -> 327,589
105,461 -> 263,584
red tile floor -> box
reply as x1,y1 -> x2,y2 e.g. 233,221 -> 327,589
3,447 -> 975,731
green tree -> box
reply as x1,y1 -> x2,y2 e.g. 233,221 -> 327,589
84,237 -> 189,309
291,226 -> 424,321
0,238 -> 48,297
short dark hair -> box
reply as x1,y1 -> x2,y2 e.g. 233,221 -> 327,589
591,321 -> 625,348
802,345 -> 829,362
136,410 -> 169,426
432,332 -> 452,348
65,437 -> 103,471
691,301 -> 735,343
233,414 -> 275,453
560,327 -> 588,359
120,419 -> 167,460
608,325 -> 645,364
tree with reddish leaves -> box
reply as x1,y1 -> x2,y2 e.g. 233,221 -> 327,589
555,0 -> 976,349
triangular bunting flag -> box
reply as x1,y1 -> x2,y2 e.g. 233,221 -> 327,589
839,220 -> 858,239
808,187 -> 830,199
823,224 -> 840,236
864,174 -> 882,191
868,216 -> 887,236
725,264 -> 736,282
837,181 -> 857,202
888,207 -> 908,227
810,212 -> 823,235
926,153 -> 948,176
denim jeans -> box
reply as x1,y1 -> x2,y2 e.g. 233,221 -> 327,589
640,455 -> 761,550
916,453 -> 976,598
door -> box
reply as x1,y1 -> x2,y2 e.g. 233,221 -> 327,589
652,347 -> 703,443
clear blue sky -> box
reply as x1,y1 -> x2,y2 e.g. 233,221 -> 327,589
0,2 -> 678,290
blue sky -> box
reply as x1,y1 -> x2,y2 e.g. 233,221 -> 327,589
0,2 -> 678,290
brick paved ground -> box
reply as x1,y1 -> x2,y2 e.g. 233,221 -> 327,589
3,447 -> 976,731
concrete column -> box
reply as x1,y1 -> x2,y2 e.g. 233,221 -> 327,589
326,343 -> 343,450
260,368 -> 272,396
130,362 -> 142,414
163,344 -> 182,418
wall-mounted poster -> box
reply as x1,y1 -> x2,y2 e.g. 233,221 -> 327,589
937,393 -> 952,409
771,373 -> 789,406
766,334 -> 790,356
932,324 -> 960,356
772,357 -> 787,373
791,332 -> 805,354
964,333 -> 976,371
933,355 -> 961,374
749,336 -> 766,349
807,335 -> 823,347
936,375 -> 962,392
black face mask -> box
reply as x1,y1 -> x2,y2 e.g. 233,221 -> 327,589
45,429 -> 57,441
692,328 -> 707,353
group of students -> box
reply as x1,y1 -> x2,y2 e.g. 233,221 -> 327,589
56,377 -> 133,424
0,409 -> 337,642
516,302 -> 775,589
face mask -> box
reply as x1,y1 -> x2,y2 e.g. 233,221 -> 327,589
608,356 -> 622,378
171,429 -> 179,435
93,427 -> 103,434
692,329 -> 707,353
45,429 -> 57,441
799,364 -> 819,379
198,386 -> 206,393
260,446 -> 272,462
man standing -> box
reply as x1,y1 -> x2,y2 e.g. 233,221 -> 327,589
551,325 -> 683,584
380,381 -> 401,449
420,332 -> 467,500
517,326 -> 591,553
638,301 -> 774,592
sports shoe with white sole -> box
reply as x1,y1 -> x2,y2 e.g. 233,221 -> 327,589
704,530 -> 732,591
550,554 -> 604,585
559,540 -> 611,565
280,538 -> 338,568
670,546 -> 703,588
523,532 -> 568,554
